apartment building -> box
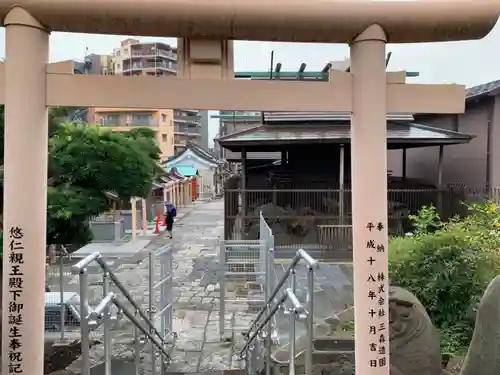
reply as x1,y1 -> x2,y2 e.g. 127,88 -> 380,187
199,110 -> 210,152
112,38 -> 177,76
106,38 -> 205,155
89,108 -> 175,162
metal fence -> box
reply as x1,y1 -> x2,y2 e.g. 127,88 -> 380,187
44,245 -> 174,375
218,212 -> 280,338
44,247 -> 81,340
259,211 -> 275,291
218,213 -> 320,375
149,244 -> 175,355
224,186 -> 500,254
241,249 -> 319,375
218,239 -> 268,338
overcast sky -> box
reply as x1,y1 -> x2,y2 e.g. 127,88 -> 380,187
0,20 -> 499,146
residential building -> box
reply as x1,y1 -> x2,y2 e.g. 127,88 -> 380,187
199,110 -> 210,152
74,53 -> 114,75
91,39 -> 202,155
111,38 -> 177,76
89,108 -> 175,162
173,109 -> 203,154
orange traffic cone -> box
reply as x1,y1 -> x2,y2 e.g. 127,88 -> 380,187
153,208 -> 161,234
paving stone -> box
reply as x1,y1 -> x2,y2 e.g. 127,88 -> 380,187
79,199 -> 260,373
168,350 -> 203,372
199,343 -> 233,370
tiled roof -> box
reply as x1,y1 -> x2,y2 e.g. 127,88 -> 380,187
164,143 -> 220,168
187,142 -> 220,164
466,79 -> 500,100
219,122 -> 473,150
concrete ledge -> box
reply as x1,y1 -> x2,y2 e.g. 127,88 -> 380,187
71,239 -> 151,259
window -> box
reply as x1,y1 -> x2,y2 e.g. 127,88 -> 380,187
162,134 -> 167,142
162,114 -> 167,122
103,115 -> 120,126
132,115 -> 152,125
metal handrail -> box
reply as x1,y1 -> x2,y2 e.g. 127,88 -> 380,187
88,292 -> 171,359
72,252 -> 165,343
71,251 -> 171,375
244,249 -> 317,338
240,249 -> 319,375
242,288 -> 306,375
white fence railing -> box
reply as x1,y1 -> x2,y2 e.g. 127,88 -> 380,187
69,244 -> 175,375
218,211 -> 277,338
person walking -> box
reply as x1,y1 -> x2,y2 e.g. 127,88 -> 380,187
165,201 -> 177,239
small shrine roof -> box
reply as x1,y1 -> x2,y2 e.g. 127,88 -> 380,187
218,121 -> 474,151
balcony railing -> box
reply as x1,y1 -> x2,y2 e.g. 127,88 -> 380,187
177,109 -> 199,114
130,50 -> 177,60
174,110 -> 201,118
174,118 -> 200,127
100,120 -> 159,127
174,125 -> 201,135
122,61 -> 177,72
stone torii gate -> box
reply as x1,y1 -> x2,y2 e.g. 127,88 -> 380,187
0,1 -> 498,375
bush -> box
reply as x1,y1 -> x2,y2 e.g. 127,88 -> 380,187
389,203 -> 500,354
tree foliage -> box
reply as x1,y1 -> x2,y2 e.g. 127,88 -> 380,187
389,203 -> 500,354
0,107 -> 162,247
49,123 -> 158,198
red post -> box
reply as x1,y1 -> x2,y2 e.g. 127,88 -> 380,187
153,208 -> 161,234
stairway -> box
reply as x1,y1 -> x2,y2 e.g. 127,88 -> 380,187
244,263 -> 355,375
272,339 -> 355,375
269,303 -> 355,375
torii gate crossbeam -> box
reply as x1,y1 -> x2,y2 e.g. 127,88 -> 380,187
0,2 -> 498,375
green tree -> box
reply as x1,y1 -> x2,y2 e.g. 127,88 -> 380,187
0,108 -> 162,249
124,127 -> 161,162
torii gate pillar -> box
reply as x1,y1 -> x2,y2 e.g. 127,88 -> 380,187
350,24 -> 390,375
2,6 -> 49,375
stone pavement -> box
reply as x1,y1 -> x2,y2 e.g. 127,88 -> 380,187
61,199 -> 253,374
52,201 -> 204,373
167,198 -> 251,373
49,198 -> 355,374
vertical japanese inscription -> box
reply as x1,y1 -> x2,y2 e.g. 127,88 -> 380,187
7,226 -> 25,374
365,221 -> 388,370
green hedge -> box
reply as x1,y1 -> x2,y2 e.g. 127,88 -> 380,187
389,202 -> 500,354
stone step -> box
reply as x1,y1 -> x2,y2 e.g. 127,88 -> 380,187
164,371 -> 246,375
89,359 -> 137,375
271,339 -> 355,375
85,360 -> 248,375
